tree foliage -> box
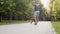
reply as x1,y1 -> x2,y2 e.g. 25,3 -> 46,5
0,0 -> 33,21
0,0 -> 51,22
50,0 -> 60,21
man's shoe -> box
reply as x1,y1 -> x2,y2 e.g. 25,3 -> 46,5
34,23 -> 37,25
30,22 -> 32,24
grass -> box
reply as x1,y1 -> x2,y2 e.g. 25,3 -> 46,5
0,20 -> 28,25
52,21 -> 60,34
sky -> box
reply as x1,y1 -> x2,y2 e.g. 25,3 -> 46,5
40,0 -> 50,11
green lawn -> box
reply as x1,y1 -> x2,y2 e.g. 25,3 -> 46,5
0,21 -> 28,25
52,22 -> 60,34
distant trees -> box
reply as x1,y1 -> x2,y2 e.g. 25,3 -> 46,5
0,0 -> 33,21
0,0 -> 52,22
50,0 -> 60,21
39,0 -> 51,21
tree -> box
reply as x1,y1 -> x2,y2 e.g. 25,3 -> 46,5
0,0 -> 33,21
50,0 -> 60,21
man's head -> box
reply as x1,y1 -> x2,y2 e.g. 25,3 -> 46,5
36,4 -> 39,6
33,0 -> 40,6
35,0 -> 40,4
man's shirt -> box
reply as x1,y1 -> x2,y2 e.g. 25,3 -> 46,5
34,4 -> 39,11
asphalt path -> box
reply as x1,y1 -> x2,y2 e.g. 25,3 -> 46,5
0,21 -> 56,34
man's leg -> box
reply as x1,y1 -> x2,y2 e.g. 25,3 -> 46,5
34,17 -> 38,25
33,11 -> 39,25
30,18 -> 34,24
36,17 -> 39,22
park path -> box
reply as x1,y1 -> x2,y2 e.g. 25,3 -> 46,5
0,21 -> 55,34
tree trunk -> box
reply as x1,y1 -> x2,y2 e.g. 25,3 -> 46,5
10,10 -> 12,21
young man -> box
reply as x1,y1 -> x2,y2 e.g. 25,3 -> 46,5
30,2 -> 40,25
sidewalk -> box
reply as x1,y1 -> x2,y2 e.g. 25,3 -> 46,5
0,21 -> 55,34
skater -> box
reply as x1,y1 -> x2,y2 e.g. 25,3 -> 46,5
30,1 -> 40,25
